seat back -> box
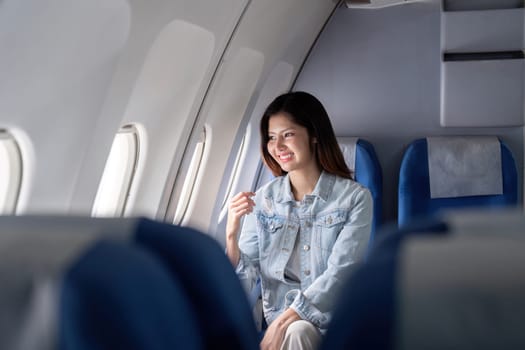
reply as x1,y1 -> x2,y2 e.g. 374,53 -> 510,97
0,216 -> 258,350
321,211 -> 525,350
339,137 -> 383,241
0,215 -> 203,350
319,219 -> 448,350
60,240 -> 203,350
0,217 -> 134,350
398,233 -> 525,349
134,219 -> 260,350
398,137 -> 518,227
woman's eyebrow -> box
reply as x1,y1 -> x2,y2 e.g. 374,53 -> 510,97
268,127 -> 295,134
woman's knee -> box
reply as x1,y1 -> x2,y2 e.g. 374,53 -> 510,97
282,320 -> 321,350
286,320 -> 316,336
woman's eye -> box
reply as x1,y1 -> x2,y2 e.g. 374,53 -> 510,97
284,132 -> 294,138
268,135 -> 276,141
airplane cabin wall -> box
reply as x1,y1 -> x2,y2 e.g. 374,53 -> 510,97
294,0 -> 524,224
0,0 -> 342,225
5,0 -> 517,232
166,0 -> 340,236
0,0 -> 131,213
0,0 -> 252,216
71,0 -> 250,217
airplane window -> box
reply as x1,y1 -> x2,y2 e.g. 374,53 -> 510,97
92,124 -> 141,217
219,127 -> 250,222
0,129 -> 23,215
174,127 -> 207,225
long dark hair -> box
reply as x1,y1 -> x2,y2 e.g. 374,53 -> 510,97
260,91 -> 353,179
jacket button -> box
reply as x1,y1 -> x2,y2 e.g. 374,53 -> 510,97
303,245 -> 310,251
304,270 -> 310,276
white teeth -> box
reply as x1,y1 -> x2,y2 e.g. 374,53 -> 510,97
280,154 -> 292,160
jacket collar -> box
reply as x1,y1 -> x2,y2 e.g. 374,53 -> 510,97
275,170 -> 335,203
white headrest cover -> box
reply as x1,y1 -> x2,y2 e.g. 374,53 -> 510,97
427,136 -> 502,198
338,137 -> 359,172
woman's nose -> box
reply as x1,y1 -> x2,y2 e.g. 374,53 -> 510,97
275,137 -> 285,149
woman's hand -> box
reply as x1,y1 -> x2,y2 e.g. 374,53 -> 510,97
260,308 -> 301,350
225,191 -> 255,266
226,191 -> 255,240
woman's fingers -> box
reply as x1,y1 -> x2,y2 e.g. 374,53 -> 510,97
230,192 -> 255,207
229,192 -> 255,216
231,191 -> 255,199
231,200 -> 254,214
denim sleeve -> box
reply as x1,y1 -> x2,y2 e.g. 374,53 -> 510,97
235,211 -> 260,294
287,187 -> 373,329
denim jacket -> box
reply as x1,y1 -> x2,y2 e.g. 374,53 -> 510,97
236,171 -> 373,330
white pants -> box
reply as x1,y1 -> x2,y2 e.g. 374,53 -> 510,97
280,320 -> 322,350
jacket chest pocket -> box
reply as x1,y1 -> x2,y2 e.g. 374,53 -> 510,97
259,215 -> 285,233
257,214 -> 286,257
314,211 -> 347,253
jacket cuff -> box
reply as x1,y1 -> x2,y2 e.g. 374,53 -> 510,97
285,289 -> 330,329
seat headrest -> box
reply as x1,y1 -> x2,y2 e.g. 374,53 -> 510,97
338,137 -> 359,171
399,232 -> 525,349
427,136 -> 502,198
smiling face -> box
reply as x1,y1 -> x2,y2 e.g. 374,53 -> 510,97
267,112 -> 318,175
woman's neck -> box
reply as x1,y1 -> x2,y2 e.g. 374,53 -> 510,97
289,166 -> 322,201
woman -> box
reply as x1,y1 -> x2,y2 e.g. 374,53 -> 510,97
226,91 -> 372,350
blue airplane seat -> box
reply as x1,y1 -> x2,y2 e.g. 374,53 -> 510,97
60,239 -> 203,350
320,218 -> 451,350
339,137 -> 383,244
354,139 -> 383,238
398,137 -> 518,227
321,211 -> 525,350
134,219 -> 260,350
